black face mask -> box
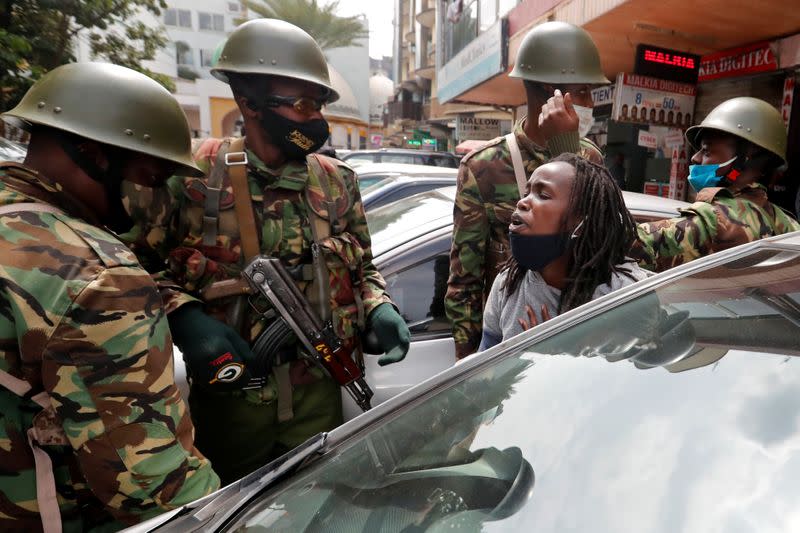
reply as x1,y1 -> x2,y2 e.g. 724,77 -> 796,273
259,106 -> 329,161
509,231 -> 570,272
57,134 -> 135,234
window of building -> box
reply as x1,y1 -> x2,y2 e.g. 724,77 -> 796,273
200,49 -> 215,67
175,41 -> 194,66
227,2 -> 241,12
443,0 -> 520,63
444,0 -> 477,62
479,0 -> 497,32
199,12 -> 225,31
164,8 -> 176,26
165,8 -> 192,28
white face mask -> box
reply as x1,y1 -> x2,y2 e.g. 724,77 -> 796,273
573,104 -> 595,138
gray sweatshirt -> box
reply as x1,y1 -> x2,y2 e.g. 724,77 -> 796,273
480,261 -> 652,351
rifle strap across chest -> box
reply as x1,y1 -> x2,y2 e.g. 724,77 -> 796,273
505,132 -> 528,199
226,137 -> 262,263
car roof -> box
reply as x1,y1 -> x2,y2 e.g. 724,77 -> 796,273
368,186 -> 686,259
354,162 -> 459,177
347,148 -> 457,156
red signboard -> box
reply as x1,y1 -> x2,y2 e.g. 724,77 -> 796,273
699,41 -> 778,82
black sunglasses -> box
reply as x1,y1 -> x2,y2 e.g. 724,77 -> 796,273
263,95 -> 326,115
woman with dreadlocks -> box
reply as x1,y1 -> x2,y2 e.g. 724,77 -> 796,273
479,153 -> 651,351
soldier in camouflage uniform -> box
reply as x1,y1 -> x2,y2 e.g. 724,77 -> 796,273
0,63 -> 219,532
122,19 -> 410,485
632,97 -> 800,272
446,21 -> 609,359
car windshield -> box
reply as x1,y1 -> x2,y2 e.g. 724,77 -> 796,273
224,244 -> 800,532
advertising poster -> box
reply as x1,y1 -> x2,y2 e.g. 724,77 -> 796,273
612,73 -> 697,128
669,144 -> 690,201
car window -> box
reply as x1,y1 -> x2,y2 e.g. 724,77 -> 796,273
381,154 -> 418,165
428,155 -> 458,168
383,253 -> 450,338
225,246 -> 800,532
357,175 -> 390,191
370,184 -> 445,210
344,154 -> 375,164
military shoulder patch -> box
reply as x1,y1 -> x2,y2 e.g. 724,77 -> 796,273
461,136 -> 506,164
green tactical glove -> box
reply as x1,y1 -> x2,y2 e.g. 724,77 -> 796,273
367,303 -> 410,366
168,304 -> 255,391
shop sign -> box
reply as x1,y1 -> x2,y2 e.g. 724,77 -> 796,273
438,20 -> 507,104
634,44 -> 700,84
782,76 -> 795,131
456,116 -> 501,141
698,41 -> 778,82
591,84 -> 616,106
612,73 -> 696,128
637,130 -> 658,149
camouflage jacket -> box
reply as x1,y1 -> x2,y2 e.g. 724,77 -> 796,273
122,138 -> 391,347
632,184 -> 800,272
0,163 -> 219,532
445,119 -> 603,358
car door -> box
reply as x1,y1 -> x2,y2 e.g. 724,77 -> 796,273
342,229 -> 455,420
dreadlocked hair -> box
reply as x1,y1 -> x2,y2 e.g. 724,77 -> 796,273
501,153 -> 637,313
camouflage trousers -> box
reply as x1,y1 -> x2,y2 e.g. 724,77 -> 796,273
189,363 -> 342,485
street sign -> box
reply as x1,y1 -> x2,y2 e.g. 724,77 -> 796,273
456,116 -> 501,141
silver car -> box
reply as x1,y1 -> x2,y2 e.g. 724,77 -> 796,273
132,226 -> 800,532
354,162 -> 459,191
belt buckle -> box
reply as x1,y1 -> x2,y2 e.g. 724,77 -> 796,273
225,151 -> 248,166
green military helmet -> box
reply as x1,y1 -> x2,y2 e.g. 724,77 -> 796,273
211,18 -> 339,103
2,62 -> 202,176
686,97 -> 787,165
509,21 -> 609,85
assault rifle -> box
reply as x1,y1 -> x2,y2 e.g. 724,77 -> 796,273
242,256 -> 374,411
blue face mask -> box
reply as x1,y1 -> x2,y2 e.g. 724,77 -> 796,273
688,157 -> 737,192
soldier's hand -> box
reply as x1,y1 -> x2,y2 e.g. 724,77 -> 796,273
168,304 -> 256,390
367,303 -> 411,366
538,89 -> 580,142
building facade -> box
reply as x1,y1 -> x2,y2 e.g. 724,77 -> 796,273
411,0 -> 800,208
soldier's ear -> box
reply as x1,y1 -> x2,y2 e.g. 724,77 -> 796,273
235,94 -> 260,117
